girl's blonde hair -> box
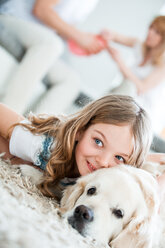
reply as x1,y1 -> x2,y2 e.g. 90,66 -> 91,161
143,15 -> 165,65
20,95 -> 152,199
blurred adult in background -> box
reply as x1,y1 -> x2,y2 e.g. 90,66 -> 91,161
101,15 -> 165,138
0,0 -> 103,114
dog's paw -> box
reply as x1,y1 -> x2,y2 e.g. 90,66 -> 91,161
18,164 -> 44,185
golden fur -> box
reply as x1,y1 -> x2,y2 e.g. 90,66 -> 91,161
60,165 -> 163,247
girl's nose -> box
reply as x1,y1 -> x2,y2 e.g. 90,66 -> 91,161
96,153 -> 114,168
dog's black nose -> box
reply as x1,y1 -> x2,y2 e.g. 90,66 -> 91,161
74,205 -> 94,222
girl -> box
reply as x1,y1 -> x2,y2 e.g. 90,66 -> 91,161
0,94 -> 164,201
101,16 -> 165,136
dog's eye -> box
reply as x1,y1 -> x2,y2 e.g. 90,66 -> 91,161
87,187 -> 96,195
112,208 -> 124,219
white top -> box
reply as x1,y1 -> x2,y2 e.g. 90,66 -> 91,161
9,120 -> 77,186
9,120 -> 54,170
131,42 -> 165,134
0,0 -> 99,25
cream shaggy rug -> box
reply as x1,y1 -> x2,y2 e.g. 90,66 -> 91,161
0,157 -> 107,248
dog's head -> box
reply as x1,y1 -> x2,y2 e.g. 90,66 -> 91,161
60,165 -> 160,247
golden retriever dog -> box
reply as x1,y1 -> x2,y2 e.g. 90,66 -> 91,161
60,165 -> 164,248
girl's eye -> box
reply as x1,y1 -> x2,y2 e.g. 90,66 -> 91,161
155,30 -> 161,35
94,138 -> 103,147
115,155 -> 125,163
153,28 -> 160,35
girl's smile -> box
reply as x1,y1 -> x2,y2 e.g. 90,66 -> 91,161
87,161 -> 97,172
75,123 -> 134,176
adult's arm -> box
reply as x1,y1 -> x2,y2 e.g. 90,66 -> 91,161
33,0 -> 104,53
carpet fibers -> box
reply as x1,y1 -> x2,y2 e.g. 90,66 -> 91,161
0,158 -> 106,248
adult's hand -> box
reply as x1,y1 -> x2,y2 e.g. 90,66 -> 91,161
74,31 -> 106,54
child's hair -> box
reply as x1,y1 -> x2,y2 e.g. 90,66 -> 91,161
143,15 -> 165,65
20,94 -> 152,199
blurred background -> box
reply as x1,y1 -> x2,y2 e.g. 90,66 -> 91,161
64,0 -> 165,99
0,0 -> 164,106
0,0 -> 165,151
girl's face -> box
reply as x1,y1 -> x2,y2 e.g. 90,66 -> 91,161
146,26 -> 162,48
75,123 -> 134,176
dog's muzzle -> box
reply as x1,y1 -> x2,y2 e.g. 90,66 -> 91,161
68,205 -> 94,235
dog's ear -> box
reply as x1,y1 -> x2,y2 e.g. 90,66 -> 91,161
60,181 -> 84,213
127,166 -> 160,217
110,215 -> 154,248
110,166 -> 159,248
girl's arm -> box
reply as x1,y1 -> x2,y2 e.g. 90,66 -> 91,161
0,133 -> 33,165
0,103 -> 24,139
101,29 -> 138,47
147,153 -> 165,164
147,152 -> 165,201
157,173 -> 165,201
0,104 -> 35,166
33,0 -> 104,54
106,46 -> 165,94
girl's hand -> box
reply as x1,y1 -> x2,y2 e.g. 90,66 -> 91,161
100,29 -> 115,42
157,173 -> 165,205
147,153 -> 165,165
147,153 -> 165,203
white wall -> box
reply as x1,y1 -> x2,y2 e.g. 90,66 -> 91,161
65,0 -> 165,98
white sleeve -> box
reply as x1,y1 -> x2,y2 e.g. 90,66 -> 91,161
9,120 -> 45,164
